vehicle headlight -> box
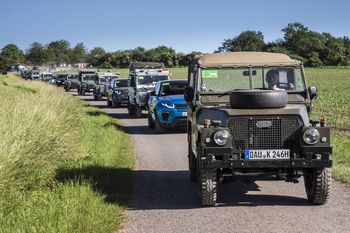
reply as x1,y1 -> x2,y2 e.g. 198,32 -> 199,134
213,130 -> 230,146
161,102 -> 175,108
115,90 -> 121,94
303,128 -> 320,145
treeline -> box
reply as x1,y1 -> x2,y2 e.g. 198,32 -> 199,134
1,22 -> 350,69
218,22 -> 350,67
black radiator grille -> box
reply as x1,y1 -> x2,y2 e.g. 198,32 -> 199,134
228,116 -> 303,154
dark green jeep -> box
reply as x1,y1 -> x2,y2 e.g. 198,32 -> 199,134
185,52 -> 332,206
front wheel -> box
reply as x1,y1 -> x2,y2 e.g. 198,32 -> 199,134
134,104 -> 142,118
127,103 -> 134,116
304,167 -> 332,205
148,110 -> 155,128
154,115 -> 165,134
189,152 -> 197,182
107,98 -> 112,107
199,166 -> 217,206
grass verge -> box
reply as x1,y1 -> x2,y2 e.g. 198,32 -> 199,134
0,73 -> 134,232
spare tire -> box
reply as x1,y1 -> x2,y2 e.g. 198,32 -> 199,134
230,90 -> 288,109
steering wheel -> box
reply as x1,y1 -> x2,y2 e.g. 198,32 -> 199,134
276,82 -> 290,89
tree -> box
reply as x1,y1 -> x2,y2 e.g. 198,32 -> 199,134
281,22 -> 324,65
25,42 -> 48,65
70,42 -> 88,64
88,47 -> 106,67
47,40 -> 71,65
217,31 -> 265,52
0,44 -> 25,69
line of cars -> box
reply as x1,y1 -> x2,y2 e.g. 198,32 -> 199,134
105,62 -> 188,133
19,53 -> 332,207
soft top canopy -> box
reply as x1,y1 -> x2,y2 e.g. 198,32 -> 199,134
129,62 -> 164,70
195,52 -> 301,68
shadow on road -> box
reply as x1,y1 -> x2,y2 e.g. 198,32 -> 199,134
56,166 -> 309,210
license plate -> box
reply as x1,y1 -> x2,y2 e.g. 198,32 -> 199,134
182,112 -> 187,116
245,149 -> 290,160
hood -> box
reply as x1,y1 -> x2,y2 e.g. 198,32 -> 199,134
160,95 -> 186,104
197,104 -> 309,127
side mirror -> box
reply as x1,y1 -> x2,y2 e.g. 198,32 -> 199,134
184,86 -> 194,102
149,90 -> 156,96
309,86 -> 318,100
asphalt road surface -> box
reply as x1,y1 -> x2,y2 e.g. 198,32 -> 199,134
80,95 -> 350,233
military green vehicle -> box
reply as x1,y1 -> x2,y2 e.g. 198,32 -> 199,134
93,72 -> 119,100
127,62 -> 170,118
77,69 -> 98,96
185,52 -> 332,206
64,73 -> 80,91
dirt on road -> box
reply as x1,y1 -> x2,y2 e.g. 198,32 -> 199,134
81,95 -> 350,233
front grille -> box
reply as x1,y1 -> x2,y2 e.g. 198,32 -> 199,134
228,116 -> 303,155
175,104 -> 187,109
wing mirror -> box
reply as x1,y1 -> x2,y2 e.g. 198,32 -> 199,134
309,86 -> 318,100
184,86 -> 194,102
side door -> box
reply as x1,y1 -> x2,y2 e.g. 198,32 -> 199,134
150,82 -> 161,120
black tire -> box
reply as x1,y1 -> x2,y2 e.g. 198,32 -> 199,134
148,110 -> 155,128
304,167 -> 332,205
200,167 -> 217,206
189,152 -> 197,182
107,99 -> 112,107
134,104 -> 142,118
127,103 -> 134,116
154,115 -> 165,134
230,90 -> 288,109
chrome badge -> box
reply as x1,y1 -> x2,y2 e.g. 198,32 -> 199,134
256,120 -> 272,128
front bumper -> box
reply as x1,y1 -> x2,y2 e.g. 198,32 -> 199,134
157,108 -> 187,127
201,147 -> 332,169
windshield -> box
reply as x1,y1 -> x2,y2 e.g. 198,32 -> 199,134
137,75 -> 168,85
99,76 -> 111,83
159,82 -> 187,96
200,67 -> 305,93
115,79 -> 128,88
83,75 -> 96,81
67,75 -> 78,80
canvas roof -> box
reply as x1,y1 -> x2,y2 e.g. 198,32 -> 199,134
196,52 -> 301,67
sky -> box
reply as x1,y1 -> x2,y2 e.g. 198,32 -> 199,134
1,0 -> 350,53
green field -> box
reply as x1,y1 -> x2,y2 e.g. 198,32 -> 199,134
0,74 -> 134,232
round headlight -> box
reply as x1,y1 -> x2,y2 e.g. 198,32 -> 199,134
213,130 -> 230,146
303,128 -> 320,145
115,90 -> 121,94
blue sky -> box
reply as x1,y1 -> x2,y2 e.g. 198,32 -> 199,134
1,0 -> 349,53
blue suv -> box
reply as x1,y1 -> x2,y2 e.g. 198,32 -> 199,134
147,80 -> 188,133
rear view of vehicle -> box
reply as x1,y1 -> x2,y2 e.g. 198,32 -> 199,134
107,78 -> 129,107
148,80 -> 188,133
186,52 -> 332,206
30,70 -> 40,80
128,62 -> 170,118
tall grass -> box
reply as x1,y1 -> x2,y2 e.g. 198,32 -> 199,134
0,74 -> 134,232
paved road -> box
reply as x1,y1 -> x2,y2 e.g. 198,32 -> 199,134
81,95 -> 350,233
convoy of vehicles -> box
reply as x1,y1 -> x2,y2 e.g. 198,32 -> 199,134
184,52 -> 332,206
127,62 -> 171,118
147,80 -> 188,133
16,55 -> 332,207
